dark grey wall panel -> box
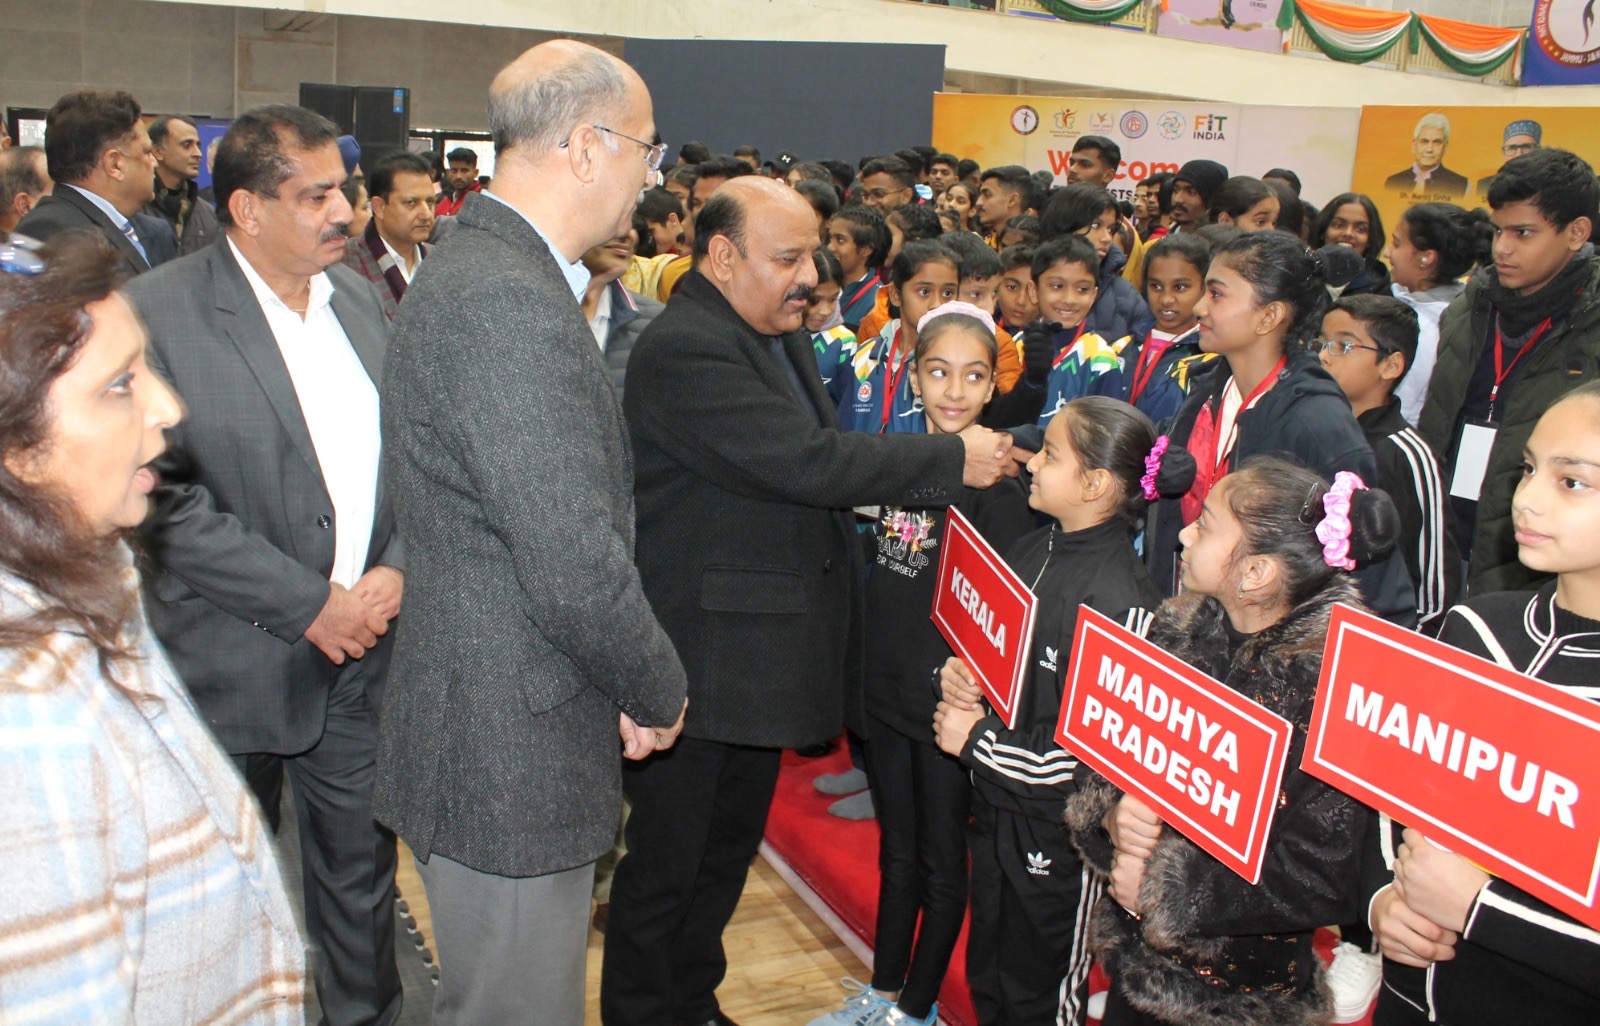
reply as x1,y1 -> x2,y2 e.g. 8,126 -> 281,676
623,39 -> 945,165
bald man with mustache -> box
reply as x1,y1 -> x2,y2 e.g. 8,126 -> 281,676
602,177 -> 1015,1026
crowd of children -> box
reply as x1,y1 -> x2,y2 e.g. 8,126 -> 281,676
634,140 -> 1600,1026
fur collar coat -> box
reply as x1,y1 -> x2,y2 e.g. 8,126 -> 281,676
1065,577 -> 1369,1026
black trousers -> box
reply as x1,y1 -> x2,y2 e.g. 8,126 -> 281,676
601,737 -> 783,1026
967,798 -> 1098,1026
862,714 -> 971,1019
237,663 -> 401,1026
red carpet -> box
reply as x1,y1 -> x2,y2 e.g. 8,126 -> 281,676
762,742 -> 1376,1026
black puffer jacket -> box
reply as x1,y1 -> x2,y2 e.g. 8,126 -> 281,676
1066,578 -> 1370,1026
1145,354 -> 1416,627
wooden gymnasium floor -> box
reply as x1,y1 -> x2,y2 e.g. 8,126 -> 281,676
394,841 -> 870,1025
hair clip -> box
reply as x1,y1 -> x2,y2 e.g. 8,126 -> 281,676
1140,435 -> 1169,501
1315,471 -> 1366,571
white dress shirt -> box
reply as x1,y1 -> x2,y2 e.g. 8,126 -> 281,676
378,232 -> 421,283
587,285 -> 614,352
227,238 -> 382,589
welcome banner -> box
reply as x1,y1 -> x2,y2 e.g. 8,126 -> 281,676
932,93 -> 1358,206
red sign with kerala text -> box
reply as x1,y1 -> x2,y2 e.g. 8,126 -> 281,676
1057,606 -> 1295,883
931,507 -> 1037,730
1304,604 -> 1600,931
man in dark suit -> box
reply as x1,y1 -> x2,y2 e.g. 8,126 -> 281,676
1385,112 -> 1468,199
124,104 -> 403,1026
341,150 -> 435,320
600,177 -> 1014,1026
15,89 -> 173,277
376,41 -> 687,1026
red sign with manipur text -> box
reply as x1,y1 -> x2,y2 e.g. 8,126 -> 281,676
1057,606 -> 1295,883
931,507 -> 1037,730
1304,604 -> 1600,931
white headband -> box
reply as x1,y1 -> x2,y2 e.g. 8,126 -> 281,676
916,300 -> 997,336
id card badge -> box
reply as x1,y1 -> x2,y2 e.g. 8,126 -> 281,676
854,505 -> 883,520
1449,420 -> 1497,501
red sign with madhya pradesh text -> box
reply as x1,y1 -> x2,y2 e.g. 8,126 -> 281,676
1304,604 -> 1600,931
1058,606 -> 1295,883
931,507 -> 1037,730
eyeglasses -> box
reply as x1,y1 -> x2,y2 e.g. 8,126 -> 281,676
0,235 -> 45,276
1312,338 -> 1382,358
862,187 -> 910,202
561,125 -> 667,172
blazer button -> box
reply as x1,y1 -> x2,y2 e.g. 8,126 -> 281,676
317,515 -> 332,529
822,559 -> 835,573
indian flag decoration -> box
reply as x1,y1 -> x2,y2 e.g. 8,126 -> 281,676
1277,0 -> 1525,74
1276,0 -> 1410,63
1410,13 -> 1524,77
1033,0 -> 1146,24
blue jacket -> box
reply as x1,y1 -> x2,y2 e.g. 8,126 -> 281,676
1088,245 -> 1155,346
1121,327 -> 1217,427
832,320 -> 926,434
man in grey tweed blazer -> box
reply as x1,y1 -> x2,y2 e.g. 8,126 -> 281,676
375,41 -> 688,1026
126,105 -> 403,1026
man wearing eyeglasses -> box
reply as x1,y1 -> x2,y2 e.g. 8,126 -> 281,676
374,40 -> 688,1026
16,89 -> 175,277
859,154 -> 917,212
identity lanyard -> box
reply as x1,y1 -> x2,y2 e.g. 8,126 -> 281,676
1488,313 -> 1553,422
845,272 -> 880,313
1214,357 -> 1286,472
1049,320 -> 1090,371
880,326 -> 912,434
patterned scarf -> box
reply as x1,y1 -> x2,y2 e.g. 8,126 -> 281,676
364,219 -> 415,302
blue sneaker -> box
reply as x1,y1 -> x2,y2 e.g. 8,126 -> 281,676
883,1003 -> 938,1026
804,978 -> 893,1026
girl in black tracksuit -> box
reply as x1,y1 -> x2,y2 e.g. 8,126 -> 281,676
1067,456 -> 1400,1026
934,396 -> 1193,1026
1365,384 -> 1600,1026
815,308 -> 1035,1026
1143,230 -> 1417,627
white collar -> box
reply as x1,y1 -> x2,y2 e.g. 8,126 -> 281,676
226,237 -> 334,317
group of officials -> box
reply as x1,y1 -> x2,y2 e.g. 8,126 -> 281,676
10,40 -> 1015,1026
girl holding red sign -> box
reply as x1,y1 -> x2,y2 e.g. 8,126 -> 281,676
1065,457 -> 1400,1026
809,304 -> 1034,1026
1367,384 -> 1600,1026
933,395 -> 1193,1026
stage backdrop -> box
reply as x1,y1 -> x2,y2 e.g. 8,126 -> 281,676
1156,0 -> 1288,53
1524,0 -> 1600,86
1351,105 -> 1600,237
624,39 -> 944,167
932,93 -> 1357,206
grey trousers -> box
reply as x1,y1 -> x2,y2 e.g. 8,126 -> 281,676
416,852 -> 595,1026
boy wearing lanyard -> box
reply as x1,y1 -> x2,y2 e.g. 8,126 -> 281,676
1418,148 -> 1600,595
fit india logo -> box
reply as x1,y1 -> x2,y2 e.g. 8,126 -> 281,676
1026,851 -> 1053,876
1534,0 -> 1600,67
1193,114 -> 1229,141
1120,110 -> 1149,140
1156,111 -> 1187,141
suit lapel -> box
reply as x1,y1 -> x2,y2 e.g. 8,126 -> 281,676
55,187 -> 150,273
210,245 -> 325,481
781,332 -> 833,422
329,276 -> 386,387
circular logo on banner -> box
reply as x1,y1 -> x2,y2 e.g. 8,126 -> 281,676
1157,111 -> 1188,141
1534,0 -> 1600,66
1120,111 -> 1149,139
857,381 -> 873,402
1010,105 -> 1040,136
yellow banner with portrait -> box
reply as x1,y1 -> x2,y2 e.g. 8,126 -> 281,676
1352,106 -> 1600,234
